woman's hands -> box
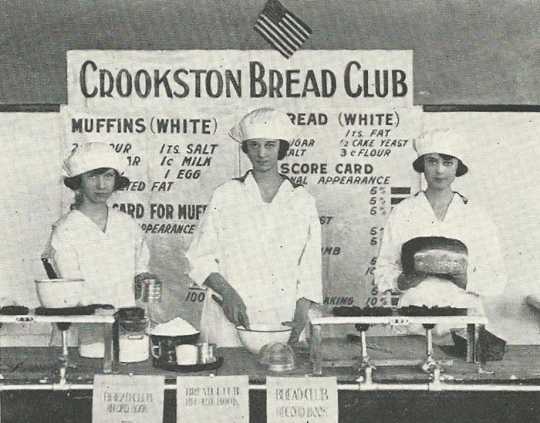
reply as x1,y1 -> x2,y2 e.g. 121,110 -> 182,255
448,271 -> 467,290
282,297 -> 314,345
398,271 -> 467,291
206,273 -> 250,328
220,286 -> 250,328
397,272 -> 427,290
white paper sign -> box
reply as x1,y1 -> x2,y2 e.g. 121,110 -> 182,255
266,377 -> 338,423
92,375 -> 165,423
177,375 -> 250,423
64,50 -> 421,325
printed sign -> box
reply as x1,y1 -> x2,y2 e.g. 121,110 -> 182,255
267,376 -> 338,423
64,50 -> 421,327
92,375 -> 164,423
177,375 -> 249,423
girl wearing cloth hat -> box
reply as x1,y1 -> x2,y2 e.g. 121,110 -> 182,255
186,108 -> 322,347
374,129 -> 507,336
43,142 -> 156,356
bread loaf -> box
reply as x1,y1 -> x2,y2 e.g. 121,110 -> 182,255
401,236 -> 468,276
414,249 -> 468,274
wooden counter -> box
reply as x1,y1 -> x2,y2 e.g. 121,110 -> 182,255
2,336 -> 540,385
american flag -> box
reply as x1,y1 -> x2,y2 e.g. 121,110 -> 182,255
254,0 -> 312,59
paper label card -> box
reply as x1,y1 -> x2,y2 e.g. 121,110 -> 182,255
267,377 -> 338,423
177,375 -> 249,423
92,375 -> 164,423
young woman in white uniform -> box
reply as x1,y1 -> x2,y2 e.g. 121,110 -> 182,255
44,142 -> 157,356
375,129 -> 507,334
187,108 -> 323,347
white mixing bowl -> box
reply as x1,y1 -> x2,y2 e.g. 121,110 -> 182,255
236,324 -> 292,355
35,278 -> 84,308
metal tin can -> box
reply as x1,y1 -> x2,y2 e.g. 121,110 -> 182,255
207,343 -> 216,363
136,278 -> 162,303
197,342 -> 210,364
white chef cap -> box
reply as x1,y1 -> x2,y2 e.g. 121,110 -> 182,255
228,107 -> 296,144
63,142 -> 129,188
63,142 -> 127,178
413,129 -> 469,176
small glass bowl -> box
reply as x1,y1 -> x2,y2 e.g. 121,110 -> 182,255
258,342 -> 296,372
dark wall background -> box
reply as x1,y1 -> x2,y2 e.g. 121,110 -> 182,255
0,0 -> 538,105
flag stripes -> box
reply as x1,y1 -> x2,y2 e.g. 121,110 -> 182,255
254,0 -> 312,59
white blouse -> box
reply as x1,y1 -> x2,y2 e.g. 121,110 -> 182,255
46,208 -> 149,308
186,171 -> 323,346
375,191 -> 507,298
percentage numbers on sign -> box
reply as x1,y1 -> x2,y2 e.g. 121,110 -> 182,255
369,226 -> 384,246
368,186 -> 390,216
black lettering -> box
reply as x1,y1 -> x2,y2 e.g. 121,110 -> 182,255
302,70 -> 320,96
72,118 -> 83,132
80,60 -> 98,97
206,70 -> 222,98
225,69 -> 242,97
249,61 -> 266,97
116,69 -> 132,97
269,69 -> 284,98
344,60 -> 361,97
135,118 -> 146,133
285,69 -> 300,98
134,70 -> 152,97
321,69 -> 337,97
393,69 -> 408,96
99,69 -> 115,98
154,69 -> 173,98
191,69 -> 205,97
374,70 -> 389,97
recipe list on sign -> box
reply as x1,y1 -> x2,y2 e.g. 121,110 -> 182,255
177,375 -> 250,423
266,377 -> 338,423
60,107 -> 238,324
